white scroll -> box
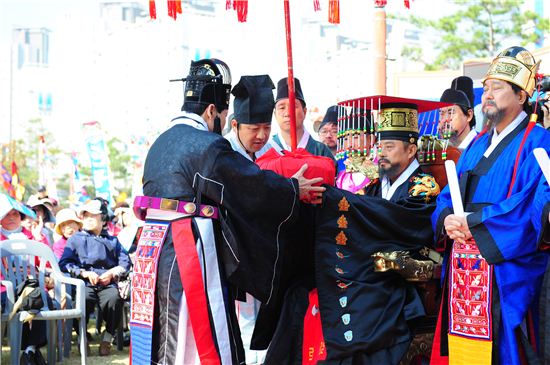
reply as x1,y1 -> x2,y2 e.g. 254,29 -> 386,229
445,160 -> 464,217
534,148 -> 550,185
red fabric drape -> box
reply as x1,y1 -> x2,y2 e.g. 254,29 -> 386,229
172,219 -> 221,365
302,289 -> 327,364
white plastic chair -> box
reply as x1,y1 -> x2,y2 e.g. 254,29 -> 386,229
0,239 -> 87,365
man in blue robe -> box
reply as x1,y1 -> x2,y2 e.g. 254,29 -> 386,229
431,46 -> 550,364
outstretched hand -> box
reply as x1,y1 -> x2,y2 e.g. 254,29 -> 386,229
292,164 -> 326,204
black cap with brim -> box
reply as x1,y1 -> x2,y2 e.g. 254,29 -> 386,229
440,89 -> 471,109
378,130 -> 419,142
275,77 -> 306,106
318,105 -> 338,131
232,75 -> 275,124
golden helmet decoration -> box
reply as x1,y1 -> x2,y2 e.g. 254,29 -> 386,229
377,102 -> 419,144
483,46 -> 540,96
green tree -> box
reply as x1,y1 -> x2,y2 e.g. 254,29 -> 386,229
0,118 -> 62,201
402,0 -> 549,70
107,137 -> 133,197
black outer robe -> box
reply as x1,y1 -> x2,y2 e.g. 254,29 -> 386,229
262,167 -> 438,365
142,119 -> 300,364
314,186 -> 434,364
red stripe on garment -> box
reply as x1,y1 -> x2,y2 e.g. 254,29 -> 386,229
172,219 -> 221,365
302,289 -> 327,364
505,120 -> 540,358
527,309 -> 537,354
507,121 -> 535,198
430,292 -> 449,364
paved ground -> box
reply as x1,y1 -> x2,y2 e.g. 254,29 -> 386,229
1,320 -> 130,365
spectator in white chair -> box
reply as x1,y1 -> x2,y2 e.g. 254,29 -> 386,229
59,198 -> 130,356
0,193 -> 49,365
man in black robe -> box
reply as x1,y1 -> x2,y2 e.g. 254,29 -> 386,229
129,58 -> 324,365
263,100 -> 442,364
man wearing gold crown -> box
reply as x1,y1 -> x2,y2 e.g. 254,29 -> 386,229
260,98 -> 446,365
431,47 -> 550,364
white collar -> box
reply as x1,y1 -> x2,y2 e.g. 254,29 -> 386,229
484,111 -> 526,157
273,129 -> 310,151
458,129 -> 478,150
381,159 -> 420,201
171,111 -> 208,131
225,130 -> 273,161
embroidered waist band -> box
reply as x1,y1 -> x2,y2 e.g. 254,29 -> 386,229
133,195 -> 219,221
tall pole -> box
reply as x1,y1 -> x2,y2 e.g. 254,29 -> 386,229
373,2 -> 387,95
9,29 -> 15,154
284,0 -> 297,150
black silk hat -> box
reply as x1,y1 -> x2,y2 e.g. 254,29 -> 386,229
173,58 -> 232,112
318,105 -> 338,131
231,75 -> 275,124
275,77 -> 306,106
451,76 -> 474,109
440,89 -> 471,109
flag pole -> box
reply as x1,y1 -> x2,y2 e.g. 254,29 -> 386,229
283,0 -> 297,151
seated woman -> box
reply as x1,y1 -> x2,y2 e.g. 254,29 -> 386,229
0,193 -> 50,365
59,198 -> 130,356
52,208 -> 82,259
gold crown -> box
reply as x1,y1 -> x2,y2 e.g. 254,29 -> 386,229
483,46 -> 540,96
377,104 -> 418,134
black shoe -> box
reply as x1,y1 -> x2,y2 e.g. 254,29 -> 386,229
33,349 -> 47,365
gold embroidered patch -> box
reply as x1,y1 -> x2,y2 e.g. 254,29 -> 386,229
337,215 -> 348,229
336,231 -> 348,246
338,197 -> 350,211
408,174 -> 441,202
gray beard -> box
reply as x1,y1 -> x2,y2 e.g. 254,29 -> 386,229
483,107 -> 506,131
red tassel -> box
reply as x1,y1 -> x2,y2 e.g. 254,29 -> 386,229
233,0 -> 248,22
149,0 -> 157,19
404,0 -> 410,9
313,0 -> 320,11
226,0 -> 232,10
176,0 -> 182,14
167,0 -> 177,20
328,0 -> 339,24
